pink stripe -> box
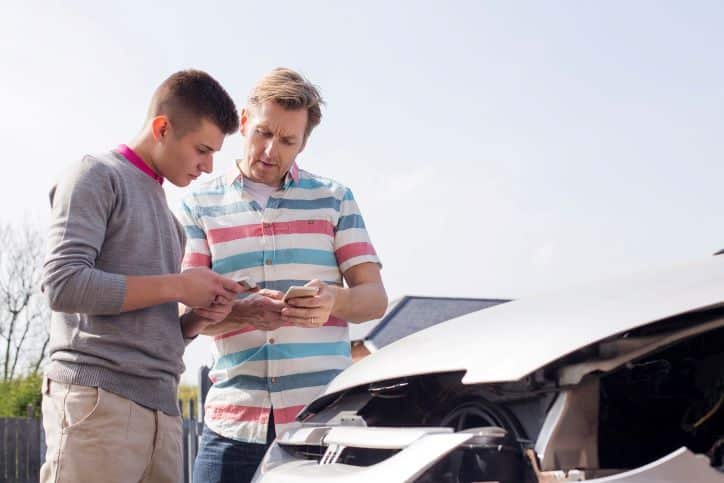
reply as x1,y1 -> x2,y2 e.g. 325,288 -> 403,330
208,220 -> 334,244
213,316 -> 348,341
206,404 -> 270,423
273,405 -> 306,425
289,162 -> 300,183
182,252 -> 211,269
206,404 -> 304,425
335,242 -> 377,265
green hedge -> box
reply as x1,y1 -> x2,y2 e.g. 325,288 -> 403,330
0,373 -> 43,417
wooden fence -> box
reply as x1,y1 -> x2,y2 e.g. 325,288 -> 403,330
0,408 -> 42,483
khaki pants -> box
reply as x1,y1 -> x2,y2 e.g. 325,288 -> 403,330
40,377 -> 182,483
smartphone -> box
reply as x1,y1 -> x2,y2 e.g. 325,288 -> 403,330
237,276 -> 258,291
283,286 -> 318,302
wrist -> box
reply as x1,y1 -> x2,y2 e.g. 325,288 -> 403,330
181,310 -> 208,338
166,273 -> 186,303
329,285 -> 347,316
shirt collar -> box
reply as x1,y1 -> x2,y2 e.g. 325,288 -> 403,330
227,160 -> 300,189
116,144 -> 164,185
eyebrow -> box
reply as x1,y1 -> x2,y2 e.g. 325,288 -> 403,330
200,143 -> 218,152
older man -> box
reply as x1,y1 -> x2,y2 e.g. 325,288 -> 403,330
179,67 -> 387,482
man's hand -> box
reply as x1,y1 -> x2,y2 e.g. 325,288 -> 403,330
281,280 -> 336,328
235,289 -> 286,331
178,267 -> 242,308
193,299 -> 235,324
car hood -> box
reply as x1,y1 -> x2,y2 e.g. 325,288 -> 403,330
323,257 -> 724,397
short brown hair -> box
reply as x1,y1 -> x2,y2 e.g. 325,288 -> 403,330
149,69 -> 239,136
248,68 -> 324,140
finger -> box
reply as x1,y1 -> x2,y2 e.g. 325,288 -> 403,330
285,296 -> 323,308
304,279 -> 323,288
215,288 -> 239,303
258,289 -> 285,300
220,277 -> 245,294
281,307 -> 313,319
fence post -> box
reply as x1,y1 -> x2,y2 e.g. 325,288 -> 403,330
187,399 -> 197,482
198,365 -> 211,425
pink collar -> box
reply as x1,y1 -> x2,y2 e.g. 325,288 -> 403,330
116,144 -> 164,185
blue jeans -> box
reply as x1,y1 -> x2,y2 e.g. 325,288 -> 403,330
193,412 -> 276,483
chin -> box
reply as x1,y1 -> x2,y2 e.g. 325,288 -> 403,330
169,177 -> 191,188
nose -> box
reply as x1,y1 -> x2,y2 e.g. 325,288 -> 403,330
263,138 -> 277,159
199,154 -> 213,174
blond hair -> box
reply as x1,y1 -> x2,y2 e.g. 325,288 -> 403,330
248,68 -> 324,140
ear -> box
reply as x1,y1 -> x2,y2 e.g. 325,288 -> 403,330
239,109 -> 249,137
151,115 -> 170,141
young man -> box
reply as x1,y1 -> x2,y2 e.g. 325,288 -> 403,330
40,70 -> 245,483
179,68 -> 388,482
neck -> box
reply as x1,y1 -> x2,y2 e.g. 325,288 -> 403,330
128,134 -> 162,176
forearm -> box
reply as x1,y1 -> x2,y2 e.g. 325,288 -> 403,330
43,264 -> 128,315
331,282 -> 388,323
122,274 -> 183,312
198,319 -> 249,336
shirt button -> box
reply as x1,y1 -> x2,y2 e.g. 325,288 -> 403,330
265,259 -> 272,265
269,338 -> 275,344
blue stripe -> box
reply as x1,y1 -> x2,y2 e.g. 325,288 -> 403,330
196,201 -> 256,218
213,249 -> 338,273
214,369 -> 342,391
184,225 -> 206,239
277,197 -> 341,211
343,189 -> 355,201
212,251 -> 265,273
337,214 -> 366,230
216,341 -> 351,370
295,178 -> 338,190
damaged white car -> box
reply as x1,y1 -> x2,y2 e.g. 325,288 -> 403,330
253,256 -> 724,482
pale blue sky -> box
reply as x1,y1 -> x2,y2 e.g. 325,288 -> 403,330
2,1 -> 722,382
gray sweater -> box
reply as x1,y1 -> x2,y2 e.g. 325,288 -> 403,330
42,150 -> 187,416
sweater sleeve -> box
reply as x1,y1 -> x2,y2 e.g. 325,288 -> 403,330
41,157 -> 127,315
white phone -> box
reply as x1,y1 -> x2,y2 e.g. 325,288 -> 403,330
283,286 -> 318,302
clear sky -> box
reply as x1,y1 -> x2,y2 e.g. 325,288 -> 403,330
2,1 -> 722,383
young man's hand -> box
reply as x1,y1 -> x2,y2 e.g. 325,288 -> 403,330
193,299 -> 235,324
178,267 -> 242,308
281,280 -> 336,328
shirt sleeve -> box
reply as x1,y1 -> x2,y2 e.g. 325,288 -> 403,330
177,197 -> 212,270
334,188 -> 382,274
41,158 -> 127,315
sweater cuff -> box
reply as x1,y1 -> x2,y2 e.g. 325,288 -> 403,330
92,272 -> 127,314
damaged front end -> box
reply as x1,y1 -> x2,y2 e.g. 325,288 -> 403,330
254,310 -> 724,482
